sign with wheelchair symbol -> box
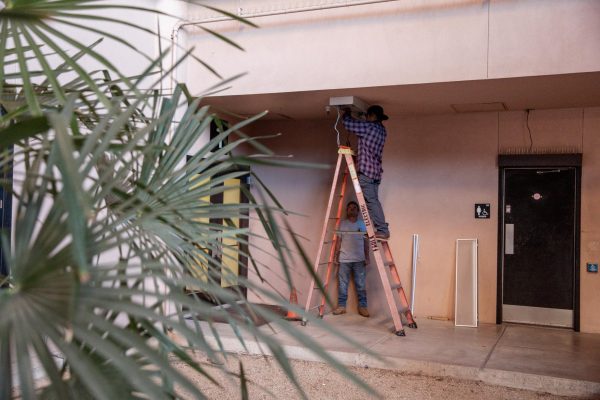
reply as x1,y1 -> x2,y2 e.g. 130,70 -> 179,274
475,204 -> 490,219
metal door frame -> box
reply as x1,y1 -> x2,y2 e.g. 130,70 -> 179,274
496,154 -> 581,331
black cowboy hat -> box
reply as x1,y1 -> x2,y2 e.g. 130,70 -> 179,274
367,105 -> 389,121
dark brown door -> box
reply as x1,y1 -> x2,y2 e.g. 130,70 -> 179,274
502,168 -> 576,327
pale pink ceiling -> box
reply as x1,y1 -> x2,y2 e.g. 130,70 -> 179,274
202,72 -> 600,120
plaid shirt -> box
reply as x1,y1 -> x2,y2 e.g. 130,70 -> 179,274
342,115 -> 387,180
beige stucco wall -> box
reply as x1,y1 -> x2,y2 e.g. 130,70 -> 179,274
581,107 -> 600,333
183,0 -> 600,95
174,0 -> 600,332
488,0 -> 600,79
244,107 -> 600,332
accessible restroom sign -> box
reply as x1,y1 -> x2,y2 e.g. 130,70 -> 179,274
475,204 -> 490,219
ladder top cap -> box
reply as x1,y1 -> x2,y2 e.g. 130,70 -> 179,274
338,146 -> 355,155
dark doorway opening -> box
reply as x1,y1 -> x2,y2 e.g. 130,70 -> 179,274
497,154 -> 581,331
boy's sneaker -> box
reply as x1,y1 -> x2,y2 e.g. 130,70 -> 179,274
358,307 -> 370,317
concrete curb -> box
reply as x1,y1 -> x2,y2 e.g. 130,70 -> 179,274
205,335 -> 600,398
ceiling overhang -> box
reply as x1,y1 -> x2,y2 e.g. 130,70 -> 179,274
201,72 -> 600,121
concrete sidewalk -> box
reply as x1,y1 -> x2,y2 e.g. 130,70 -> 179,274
198,313 -> 600,398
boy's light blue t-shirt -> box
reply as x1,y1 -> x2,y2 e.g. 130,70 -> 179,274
339,219 -> 367,263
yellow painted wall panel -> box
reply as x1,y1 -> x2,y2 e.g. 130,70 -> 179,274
222,178 -> 241,287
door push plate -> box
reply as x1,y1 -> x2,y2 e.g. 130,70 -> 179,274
505,224 -> 514,255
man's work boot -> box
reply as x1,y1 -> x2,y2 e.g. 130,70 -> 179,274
332,306 -> 346,315
358,307 -> 370,317
375,231 -> 390,240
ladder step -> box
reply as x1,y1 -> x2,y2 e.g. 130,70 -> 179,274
383,261 -> 394,267
391,283 -> 402,290
365,235 -> 389,242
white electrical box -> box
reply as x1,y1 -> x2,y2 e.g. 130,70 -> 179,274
329,96 -> 369,114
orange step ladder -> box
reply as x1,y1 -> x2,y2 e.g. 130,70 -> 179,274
302,146 -> 417,336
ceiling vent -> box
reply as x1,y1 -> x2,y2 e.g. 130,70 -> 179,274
451,102 -> 507,113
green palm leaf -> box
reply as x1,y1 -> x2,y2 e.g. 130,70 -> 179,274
0,1 -> 382,399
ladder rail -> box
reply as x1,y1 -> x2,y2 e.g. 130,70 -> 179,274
304,153 -> 344,313
317,168 -> 349,316
343,152 -> 404,334
382,241 -> 416,325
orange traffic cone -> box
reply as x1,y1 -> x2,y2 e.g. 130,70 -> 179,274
285,287 -> 302,321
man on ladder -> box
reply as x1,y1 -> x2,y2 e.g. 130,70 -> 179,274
342,105 -> 390,240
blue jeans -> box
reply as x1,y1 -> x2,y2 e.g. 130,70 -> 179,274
338,261 -> 367,308
358,173 -> 389,235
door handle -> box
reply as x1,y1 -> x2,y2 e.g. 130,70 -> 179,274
505,224 -> 514,255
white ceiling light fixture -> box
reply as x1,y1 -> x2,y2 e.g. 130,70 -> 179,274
329,96 -> 369,114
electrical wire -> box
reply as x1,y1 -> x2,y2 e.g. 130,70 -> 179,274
526,109 -> 533,152
334,106 -> 342,146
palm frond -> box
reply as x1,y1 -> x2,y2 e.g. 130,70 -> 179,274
0,1 -> 381,398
